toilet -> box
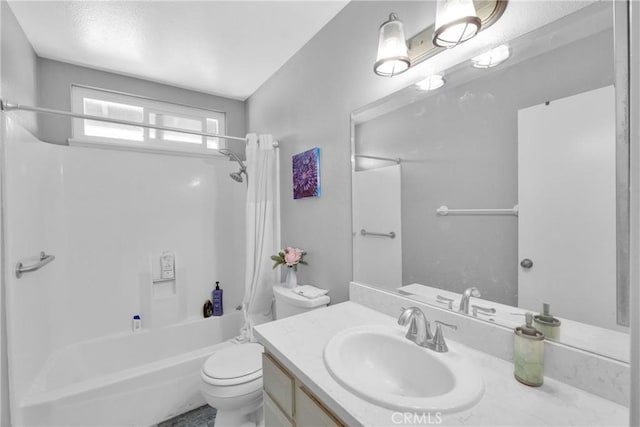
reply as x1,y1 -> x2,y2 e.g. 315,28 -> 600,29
200,284 -> 330,426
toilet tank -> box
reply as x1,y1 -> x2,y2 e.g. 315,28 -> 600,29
273,285 -> 330,319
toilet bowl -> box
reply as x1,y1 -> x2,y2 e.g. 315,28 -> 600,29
200,284 -> 330,426
200,342 -> 264,427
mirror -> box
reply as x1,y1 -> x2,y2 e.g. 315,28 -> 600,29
351,2 -> 629,362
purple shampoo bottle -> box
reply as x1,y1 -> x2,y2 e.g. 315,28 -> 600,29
212,281 -> 223,316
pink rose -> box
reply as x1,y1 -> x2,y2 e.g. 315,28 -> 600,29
283,247 -> 301,266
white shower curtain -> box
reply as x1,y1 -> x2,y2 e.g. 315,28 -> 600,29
238,133 -> 280,342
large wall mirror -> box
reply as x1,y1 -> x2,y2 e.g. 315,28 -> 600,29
351,2 -> 629,362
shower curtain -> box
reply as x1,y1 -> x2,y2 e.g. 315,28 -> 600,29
238,133 -> 280,342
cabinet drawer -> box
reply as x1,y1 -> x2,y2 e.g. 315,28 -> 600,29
264,391 -> 294,427
295,384 -> 344,427
262,352 -> 294,418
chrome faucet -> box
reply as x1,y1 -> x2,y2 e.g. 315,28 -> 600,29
398,307 -> 432,346
398,307 -> 457,353
459,287 -> 481,314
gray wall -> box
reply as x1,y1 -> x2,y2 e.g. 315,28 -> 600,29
246,1 -> 414,303
1,2 -> 39,425
356,31 -> 613,306
246,1 -> 594,303
37,58 -> 246,151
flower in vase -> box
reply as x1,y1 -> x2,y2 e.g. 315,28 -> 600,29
271,247 -> 307,271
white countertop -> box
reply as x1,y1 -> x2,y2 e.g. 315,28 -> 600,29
254,301 -> 628,427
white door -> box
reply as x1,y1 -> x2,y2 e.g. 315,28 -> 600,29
352,164 -> 402,290
517,85 -> 618,330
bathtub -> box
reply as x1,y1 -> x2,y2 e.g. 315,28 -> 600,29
16,312 -> 243,426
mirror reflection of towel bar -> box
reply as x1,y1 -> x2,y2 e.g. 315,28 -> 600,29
16,251 -> 56,278
360,229 -> 396,239
436,205 -> 519,216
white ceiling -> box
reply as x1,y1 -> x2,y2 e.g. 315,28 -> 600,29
8,1 -> 349,100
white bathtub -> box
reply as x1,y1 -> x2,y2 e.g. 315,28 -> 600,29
17,312 -> 243,426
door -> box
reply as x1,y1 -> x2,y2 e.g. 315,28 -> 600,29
517,85 -> 618,330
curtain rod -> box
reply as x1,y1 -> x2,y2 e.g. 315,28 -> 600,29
354,154 -> 401,164
0,99 -> 248,142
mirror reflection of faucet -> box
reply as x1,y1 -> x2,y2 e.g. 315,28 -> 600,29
459,287 -> 481,314
436,294 -> 455,310
471,304 -> 496,318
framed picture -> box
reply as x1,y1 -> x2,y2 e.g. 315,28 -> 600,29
292,147 -> 321,199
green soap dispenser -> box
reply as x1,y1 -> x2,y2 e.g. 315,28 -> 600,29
514,312 -> 544,387
533,303 -> 561,340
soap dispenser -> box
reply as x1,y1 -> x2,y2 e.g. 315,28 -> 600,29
514,312 -> 544,387
533,303 -> 561,340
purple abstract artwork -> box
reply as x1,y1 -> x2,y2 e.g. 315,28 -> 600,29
292,147 -> 320,199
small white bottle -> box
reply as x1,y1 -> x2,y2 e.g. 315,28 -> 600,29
132,314 -> 142,332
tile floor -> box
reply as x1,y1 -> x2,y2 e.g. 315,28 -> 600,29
158,405 -> 217,427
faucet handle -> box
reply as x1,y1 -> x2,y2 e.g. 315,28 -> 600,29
436,295 -> 454,310
435,320 -> 458,331
471,304 -> 496,317
432,321 -> 457,353
405,316 -> 420,341
398,307 -> 419,338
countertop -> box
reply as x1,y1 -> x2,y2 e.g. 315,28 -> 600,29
254,301 -> 628,427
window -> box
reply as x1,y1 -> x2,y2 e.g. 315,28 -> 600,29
70,86 -> 226,156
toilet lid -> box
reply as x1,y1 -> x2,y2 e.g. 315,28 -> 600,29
203,343 -> 263,380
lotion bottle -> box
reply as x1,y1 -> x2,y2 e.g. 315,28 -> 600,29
514,312 -> 544,386
132,314 -> 142,332
212,281 -> 223,316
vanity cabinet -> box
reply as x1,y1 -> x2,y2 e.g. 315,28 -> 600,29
262,352 -> 344,427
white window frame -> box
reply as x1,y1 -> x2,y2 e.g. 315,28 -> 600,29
69,85 -> 227,157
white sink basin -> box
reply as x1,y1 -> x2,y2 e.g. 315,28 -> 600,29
323,325 -> 484,413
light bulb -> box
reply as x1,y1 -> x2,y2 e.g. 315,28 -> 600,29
374,13 -> 411,77
433,0 -> 481,48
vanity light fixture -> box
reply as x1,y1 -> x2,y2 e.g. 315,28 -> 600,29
373,1 -> 508,77
416,74 -> 446,91
433,0 -> 481,48
471,44 -> 510,68
374,13 -> 411,77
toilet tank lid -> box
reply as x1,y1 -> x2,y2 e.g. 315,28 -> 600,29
273,285 -> 330,308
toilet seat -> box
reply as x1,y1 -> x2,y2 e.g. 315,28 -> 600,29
201,342 -> 264,386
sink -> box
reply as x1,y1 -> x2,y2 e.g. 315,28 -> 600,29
323,325 -> 484,413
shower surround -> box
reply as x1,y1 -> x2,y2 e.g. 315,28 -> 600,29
2,116 -> 246,425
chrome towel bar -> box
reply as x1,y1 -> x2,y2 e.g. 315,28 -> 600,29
360,229 -> 396,239
16,251 -> 56,278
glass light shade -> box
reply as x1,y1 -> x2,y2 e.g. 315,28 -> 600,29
433,0 -> 481,48
416,74 -> 445,91
374,13 -> 410,77
471,44 -> 510,68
